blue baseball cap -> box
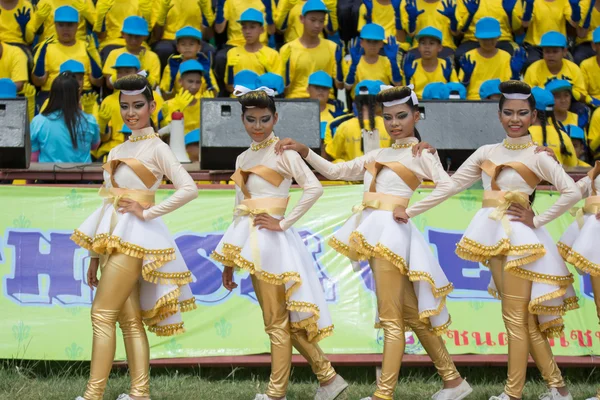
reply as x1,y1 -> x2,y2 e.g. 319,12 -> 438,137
302,0 -> 329,15
415,27 -> 443,42
565,124 -> 585,141
532,87 -> 555,110
0,78 -> 17,99
60,60 -> 85,74
360,23 -> 385,41
179,59 -> 204,75
122,16 -> 149,36
308,70 -> 333,88
446,82 -> 467,99
112,53 -> 141,70
545,78 -> 572,94
593,27 -> 600,43
176,26 -> 203,41
475,17 -> 501,40
185,129 -> 200,145
422,82 -> 450,100
540,31 -> 567,48
120,124 -> 132,134
233,70 -> 260,89
54,5 -> 78,23
479,79 -> 502,99
355,80 -> 384,96
238,8 -> 264,25
257,72 -> 284,95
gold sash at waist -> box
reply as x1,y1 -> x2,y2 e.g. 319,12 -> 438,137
354,192 -> 411,213
98,186 -> 156,209
482,191 -> 531,235
570,196 -> 600,228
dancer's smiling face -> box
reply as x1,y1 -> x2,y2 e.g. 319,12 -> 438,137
498,98 -> 537,138
242,107 -> 278,143
382,103 -> 420,140
120,93 -> 156,131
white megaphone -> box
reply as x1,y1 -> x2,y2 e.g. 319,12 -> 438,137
165,111 -> 190,163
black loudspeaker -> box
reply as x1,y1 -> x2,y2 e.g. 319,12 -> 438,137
200,98 -> 321,170
0,98 -> 30,169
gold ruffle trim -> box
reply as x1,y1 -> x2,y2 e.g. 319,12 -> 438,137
431,316 -> 452,336
538,318 -> 565,338
328,237 -> 363,261
210,243 -> 242,268
348,231 -> 376,259
71,229 -> 195,337
210,250 -> 236,267
558,242 -> 600,277
233,254 -> 331,343
456,237 -> 546,265
505,262 -> 574,287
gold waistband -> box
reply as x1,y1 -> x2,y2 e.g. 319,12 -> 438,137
359,192 -> 410,212
584,196 -> 600,215
481,190 -> 530,209
99,186 -> 156,208
238,197 -> 289,216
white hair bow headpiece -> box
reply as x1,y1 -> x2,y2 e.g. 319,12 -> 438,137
120,71 -> 150,96
379,84 -> 419,107
233,85 -> 276,98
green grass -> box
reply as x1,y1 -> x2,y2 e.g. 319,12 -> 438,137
0,362 -> 598,400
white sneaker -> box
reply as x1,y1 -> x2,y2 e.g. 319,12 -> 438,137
538,388 -> 573,400
314,375 -> 349,400
432,379 -> 473,400
75,397 -> 86,400
254,395 -> 287,400
489,394 -> 510,400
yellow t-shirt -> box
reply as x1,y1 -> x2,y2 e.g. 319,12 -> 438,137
459,49 -> 511,100
0,43 -> 28,83
33,40 -> 99,91
92,90 -> 163,159
275,0 -> 337,43
400,0 -> 456,49
37,0 -> 96,42
408,58 -> 458,99
357,0 -> 398,40
343,55 -> 394,98
589,108 -> 600,157
524,59 -> 590,105
159,54 -> 220,95
554,112 -> 579,128
103,47 -> 161,88
280,38 -> 337,99
524,0 -> 572,46
96,0 -> 144,50
0,0 -> 33,45
325,116 -> 391,161
224,45 -> 282,86
456,0 -> 522,42
581,56 -> 600,99
578,0 -> 600,45
224,0 -> 277,47
161,98 -> 205,135
529,124 -> 578,167
154,0 -> 214,41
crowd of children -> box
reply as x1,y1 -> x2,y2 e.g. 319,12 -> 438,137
0,0 -> 599,166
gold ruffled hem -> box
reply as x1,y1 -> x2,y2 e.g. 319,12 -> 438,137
538,318 -> 565,338
558,242 -> 600,277
328,237 -> 364,261
210,250 -> 236,267
407,270 -> 454,298
210,243 -> 242,268
505,262 -> 574,287
348,231 -> 376,259
431,316 -> 452,336
234,254 -> 331,343
456,237 -> 546,264
71,229 -> 194,337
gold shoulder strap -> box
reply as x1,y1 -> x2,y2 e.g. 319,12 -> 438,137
230,165 -> 285,199
480,159 -> 497,178
102,158 -> 157,189
366,161 -> 421,192
491,162 -> 541,191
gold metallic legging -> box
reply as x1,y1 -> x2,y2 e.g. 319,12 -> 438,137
370,257 -> 460,400
84,253 -> 150,400
592,274 -> 600,398
489,256 -> 564,399
251,275 -> 336,398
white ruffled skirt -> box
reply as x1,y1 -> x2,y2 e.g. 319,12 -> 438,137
71,202 -> 196,336
211,214 -> 334,342
558,215 -> 600,277
329,208 -> 453,334
456,208 -> 578,336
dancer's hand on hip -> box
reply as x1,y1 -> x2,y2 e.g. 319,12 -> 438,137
222,266 -> 238,291
506,203 -> 535,228
393,207 -> 409,224
118,198 -> 146,220
253,214 -> 283,231
87,258 -> 99,289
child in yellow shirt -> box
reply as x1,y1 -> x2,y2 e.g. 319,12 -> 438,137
160,60 -> 213,136
31,6 -> 103,111
160,26 -> 218,100
403,26 -> 457,99
29,0 -> 95,43
573,0 -> 600,64
524,31 -> 591,106
307,70 -> 342,142
102,16 -> 161,90
280,0 -> 342,98
545,78 -> 586,130
0,42 -> 28,92
458,17 -> 519,100
276,0 -> 338,43
224,8 -> 282,95
580,27 -> 600,106
0,0 -> 35,64
357,0 -> 403,44
343,23 -> 402,98
564,124 -> 592,166
325,79 -> 391,161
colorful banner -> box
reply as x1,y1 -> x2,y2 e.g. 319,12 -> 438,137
1,185 -> 598,361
